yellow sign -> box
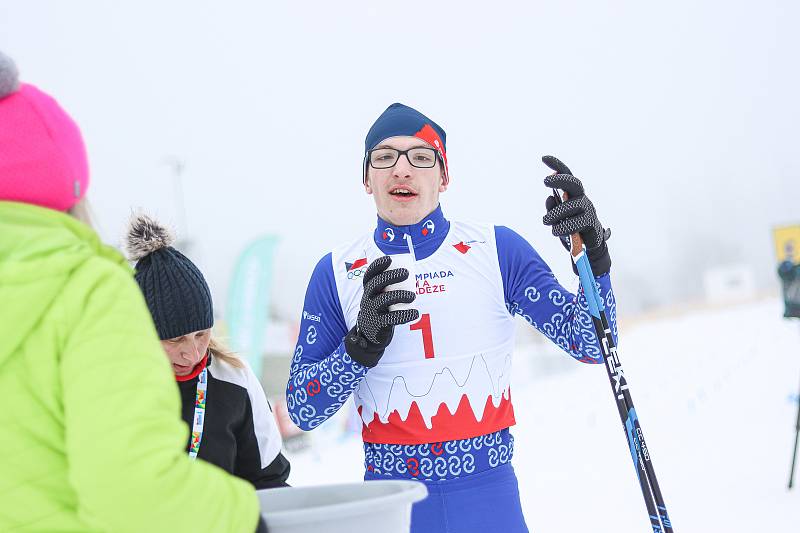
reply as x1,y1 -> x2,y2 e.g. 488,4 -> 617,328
773,224 -> 800,263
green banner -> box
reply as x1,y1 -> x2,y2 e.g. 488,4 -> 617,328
226,235 -> 278,378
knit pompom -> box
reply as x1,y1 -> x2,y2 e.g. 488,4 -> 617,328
125,213 -> 176,261
0,51 -> 20,99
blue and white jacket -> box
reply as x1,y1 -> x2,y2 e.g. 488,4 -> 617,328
286,206 -> 617,481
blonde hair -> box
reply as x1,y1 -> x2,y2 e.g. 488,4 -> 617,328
67,197 -> 95,228
208,336 -> 244,369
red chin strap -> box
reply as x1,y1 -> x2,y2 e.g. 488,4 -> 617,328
175,353 -> 209,382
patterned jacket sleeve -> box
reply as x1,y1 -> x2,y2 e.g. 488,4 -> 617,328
495,226 -> 618,363
286,253 -> 368,430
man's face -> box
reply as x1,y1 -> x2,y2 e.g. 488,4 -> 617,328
365,136 -> 447,226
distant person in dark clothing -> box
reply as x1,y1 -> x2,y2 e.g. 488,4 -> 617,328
779,259 -> 800,318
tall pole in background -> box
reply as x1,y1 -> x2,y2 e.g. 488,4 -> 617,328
162,156 -> 193,254
790,364 -> 800,489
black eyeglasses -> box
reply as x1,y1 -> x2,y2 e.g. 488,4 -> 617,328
366,147 -> 439,169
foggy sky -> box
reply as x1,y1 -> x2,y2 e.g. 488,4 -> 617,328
2,0 -> 797,321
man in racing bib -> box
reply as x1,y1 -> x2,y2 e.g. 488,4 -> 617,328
286,103 -> 617,532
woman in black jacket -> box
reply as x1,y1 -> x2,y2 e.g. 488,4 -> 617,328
125,213 -> 290,489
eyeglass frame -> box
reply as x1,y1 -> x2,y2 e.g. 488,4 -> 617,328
364,146 -> 443,170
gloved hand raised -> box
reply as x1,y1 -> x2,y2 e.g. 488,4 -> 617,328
542,155 -> 612,276
345,255 -> 419,368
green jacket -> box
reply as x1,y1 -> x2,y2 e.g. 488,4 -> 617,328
0,202 -> 259,532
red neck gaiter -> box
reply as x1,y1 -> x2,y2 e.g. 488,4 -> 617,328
175,353 -> 209,382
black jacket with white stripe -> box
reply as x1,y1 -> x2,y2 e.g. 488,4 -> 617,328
177,354 -> 290,489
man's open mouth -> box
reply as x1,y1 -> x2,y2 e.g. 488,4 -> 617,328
389,187 -> 418,198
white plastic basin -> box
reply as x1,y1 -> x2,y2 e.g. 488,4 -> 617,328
258,480 -> 428,533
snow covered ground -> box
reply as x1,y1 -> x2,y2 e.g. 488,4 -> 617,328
283,297 -> 800,532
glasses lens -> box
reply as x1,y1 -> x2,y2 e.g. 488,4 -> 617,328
407,148 -> 437,168
370,148 -> 399,169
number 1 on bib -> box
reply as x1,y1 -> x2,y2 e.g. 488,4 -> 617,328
410,313 -> 435,359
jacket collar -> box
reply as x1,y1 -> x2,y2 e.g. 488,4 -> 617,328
175,353 -> 209,382
372,205 -> 449,260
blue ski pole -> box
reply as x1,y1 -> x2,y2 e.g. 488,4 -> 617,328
545,155 -> 673,532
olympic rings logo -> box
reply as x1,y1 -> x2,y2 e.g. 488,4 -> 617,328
347,269 -> 366,280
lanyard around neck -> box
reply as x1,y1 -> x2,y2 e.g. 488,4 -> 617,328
188,367 -> 208,459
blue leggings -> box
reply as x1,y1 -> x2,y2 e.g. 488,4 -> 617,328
367,463 -> 528,533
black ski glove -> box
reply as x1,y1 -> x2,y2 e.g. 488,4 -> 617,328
542,155 -> 612,276
255,516 -> 268,533
344,255 -> 419,368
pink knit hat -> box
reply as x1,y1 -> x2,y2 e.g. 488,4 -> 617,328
0,52 -> 89,212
